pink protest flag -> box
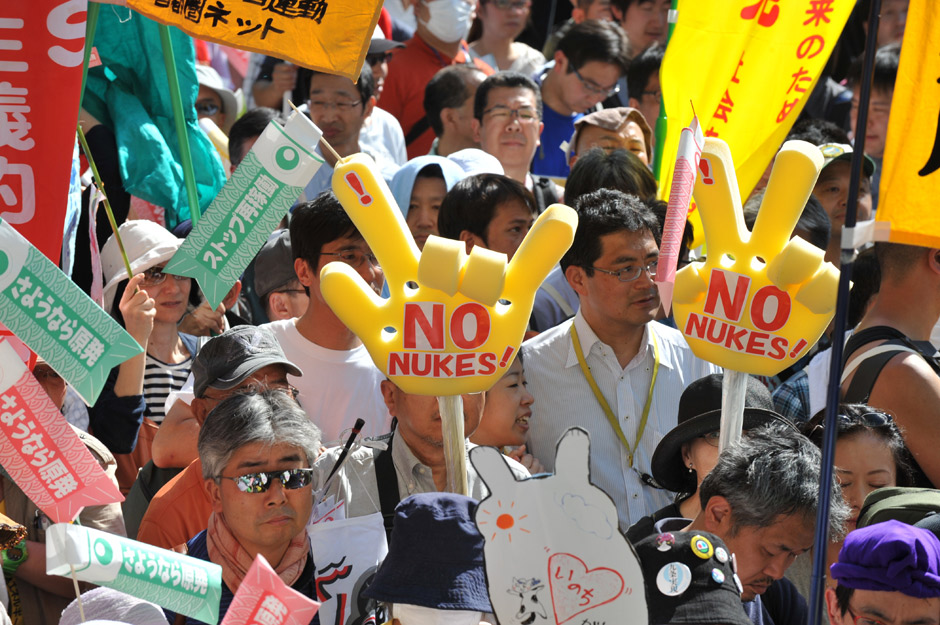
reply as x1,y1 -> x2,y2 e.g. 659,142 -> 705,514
220,554 -> 320,625
656,115 -> 704,315
0,339 -> 124,523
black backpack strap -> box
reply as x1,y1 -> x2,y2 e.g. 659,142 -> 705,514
373,437 -> 401,543
843,342 -> 911,403
404,117 -> 431,147
842,326 -> 940,402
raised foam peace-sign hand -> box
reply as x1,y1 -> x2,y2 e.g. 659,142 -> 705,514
320,154 -> 578,396
470,428 -> 647,625
673,138 -> 839,377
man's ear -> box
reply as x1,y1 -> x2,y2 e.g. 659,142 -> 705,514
221,280 -> 242,311
363,95 -> 376,120
191,397 -> 211,426
628,96 -> 641,109
294,257 -> 315,287
703,495 -> 733,535
565,264 -> 588,297
205,478 -> 223,513
471,118 -> 482,144
553,50 -> 568,73
929,249 -> 940,275
266,292 -> 292,322
824,587 -> 845,625
441,107 -> 459,132
459,230 -> 484,255
380,379 -> 398,416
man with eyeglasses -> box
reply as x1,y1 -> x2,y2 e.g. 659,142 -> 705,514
522,189 -> 718,532
262,193 -> 393,444
136,325 -> 303,551
472,72 -> 561,211
534,19 -> 629,179
827,521 -> 940,625
164,391 -> 321,624
300,64 -> 397,202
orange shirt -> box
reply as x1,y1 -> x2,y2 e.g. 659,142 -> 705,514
381,36 -> 493,159
137,458 -> 212,551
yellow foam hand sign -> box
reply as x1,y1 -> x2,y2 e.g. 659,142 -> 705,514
321,154 -> 578,396
673,138 -> 839,377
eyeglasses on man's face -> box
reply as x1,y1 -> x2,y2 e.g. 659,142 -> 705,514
572,66 -> 620,98
482,105 -> 539,124
590,260 -> 658,282
320,249 -> 380,269
307,99 -> 363,113
216,468 -> 315,494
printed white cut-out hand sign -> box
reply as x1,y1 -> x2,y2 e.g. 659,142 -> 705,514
470,428 -> 647,625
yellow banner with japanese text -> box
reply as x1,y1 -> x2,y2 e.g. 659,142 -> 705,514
876,0 -> 940,248
659,0 -> 853,245
126,0 -> 383,81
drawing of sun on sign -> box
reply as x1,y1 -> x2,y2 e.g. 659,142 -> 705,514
471,428 -> 647,625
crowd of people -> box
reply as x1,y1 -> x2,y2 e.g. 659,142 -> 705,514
4,0 -> 937,624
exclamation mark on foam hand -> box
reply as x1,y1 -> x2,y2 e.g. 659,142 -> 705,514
699,158 -> 715,185
789,339 -> 808,359
500,346 -> 515,368
345,172 -> 372,205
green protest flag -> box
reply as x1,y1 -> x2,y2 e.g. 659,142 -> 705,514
0,219 -> 144,405
47,523 -> 222,623
165,111 -> 324,309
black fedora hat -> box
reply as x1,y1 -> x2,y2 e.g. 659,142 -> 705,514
650,374 -> 795,492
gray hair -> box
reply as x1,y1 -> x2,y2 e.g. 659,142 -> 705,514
198,390 -> 321,480
699,424 -> 850,540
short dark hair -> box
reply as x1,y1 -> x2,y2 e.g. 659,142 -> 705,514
425,65 -> 486,137
647,197 -> 693,259
786,117 -> 851,146
743,190 -> 830,253
627,41 -> 664,98
847,246 -> 879,328
557,20 -> 629,75
474,71 -> 542,122
438,174 -> 537,243
846,42 -> 900,93
229,107 -> 279,168
309,63 -> 375,105
875,242 -> 927,280
560,189 -> 660,275
834,584 -> 853,616
565,148 -> 658,205
699,424 -> 850,539
289,192 -> 359,269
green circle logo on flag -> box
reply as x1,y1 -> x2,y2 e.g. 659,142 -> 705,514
94,538 -> 113,565
0,250 -> 8,275
276,146 -> 300,171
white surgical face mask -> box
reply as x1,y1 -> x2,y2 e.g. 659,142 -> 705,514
420,0 -> 474,43
393,603 -> 483,625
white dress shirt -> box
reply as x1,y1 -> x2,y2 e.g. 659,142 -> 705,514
522,310 -> 720,531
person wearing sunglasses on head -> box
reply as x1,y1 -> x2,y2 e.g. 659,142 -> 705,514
783,405 -> 913,619
827,520 -> 940,625
136,325 -> 303,552
533,19 -> 629,179
164,390 -> 321,625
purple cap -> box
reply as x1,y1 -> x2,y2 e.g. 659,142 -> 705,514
831,520 -> 940,598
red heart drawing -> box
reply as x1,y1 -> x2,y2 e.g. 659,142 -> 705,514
547,553 -> 624,625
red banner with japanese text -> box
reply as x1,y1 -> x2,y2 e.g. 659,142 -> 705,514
1,0 -> 86,264
659,0 -> 854,244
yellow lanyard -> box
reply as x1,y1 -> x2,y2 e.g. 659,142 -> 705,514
571,324 -> 660,468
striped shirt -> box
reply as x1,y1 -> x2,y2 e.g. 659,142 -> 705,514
143,355 -> 193,425
522,310 -> 721,532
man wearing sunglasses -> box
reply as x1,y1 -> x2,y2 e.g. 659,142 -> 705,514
534,20 -> 629,179
136,325 -> 302,551
522,189 -> 718,532
165,391 -> 321,624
